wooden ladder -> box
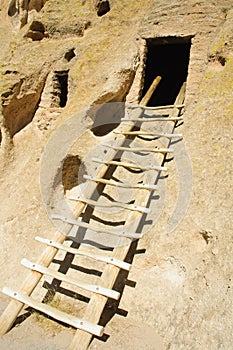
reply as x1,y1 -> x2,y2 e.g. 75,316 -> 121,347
0,77 -> 185,349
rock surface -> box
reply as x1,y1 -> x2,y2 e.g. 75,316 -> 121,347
0,1 -> 232,349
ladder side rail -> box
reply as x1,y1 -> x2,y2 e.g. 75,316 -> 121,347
69,82 -> 186,350
0,94 -> 151,336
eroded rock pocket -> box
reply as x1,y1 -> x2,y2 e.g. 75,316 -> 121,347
62,155 -> 86,192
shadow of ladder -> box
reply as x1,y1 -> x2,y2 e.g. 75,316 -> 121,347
0,77 -> 186,350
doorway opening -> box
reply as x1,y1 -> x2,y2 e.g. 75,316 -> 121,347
141,37 -> 192,106
55,71 -> 69,108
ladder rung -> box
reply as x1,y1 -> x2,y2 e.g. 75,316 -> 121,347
84,175 -> 158,190
51,214 -> 143,240
143,104 -> 185,110
113,131 -> 182,138
2,287 -> 104,337
21,259 -> 120,300
35,236 -> 132,271
66,195 -> 151,214
121,117 -> 183,122
102,144 -> 173,154
127,103 -> 185,110
92,157 -> 167,171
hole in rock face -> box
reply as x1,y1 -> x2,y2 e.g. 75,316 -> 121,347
208,54 -> 226,68
62,155 -> 86,192
30,20 -> 45,33
91,102 -> 125,136
218,55 -> 226,66
0,129 -> 2,146
8,0 -> 17,16
8,0 -> 48,17
4,70 -> 19,75
54,71 -> 69,108
3,78 -> 45,137
64,48 -> 76,62
141,37 -> 192,106
94,0 -> 110,17
25,20 -> 46,41
28,0 -> 47,12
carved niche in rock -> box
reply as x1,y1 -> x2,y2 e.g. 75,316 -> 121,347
24,20 -> 48,41
92,0 -> 110,17
8,0 -> 47,28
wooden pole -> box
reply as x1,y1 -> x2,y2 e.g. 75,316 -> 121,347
69,82 -> 186,350
139,76 -> 162,106
0,77 -> 162,336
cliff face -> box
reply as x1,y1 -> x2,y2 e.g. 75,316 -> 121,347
0,1 -> 232,349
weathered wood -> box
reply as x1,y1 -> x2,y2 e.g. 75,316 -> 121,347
69,192 -> 150,349
66,196 -> 151,214
113,131 -> 182,138
140,76 -> 162,106
142,103 -> 184,110
121,116 -> 183,122
102,144 -> 174,154
35,236 -> 132,271
127,103 -> 184,110
21,259 -> 120,300
2,288 -> 104,337
69,83 -> 186,350
0,230 -> 65,336
0,107 -> 145,336
92,157 -> 167,171
84,175 -> 158,190
0,76 -> 166,342
51,214 -> 143,239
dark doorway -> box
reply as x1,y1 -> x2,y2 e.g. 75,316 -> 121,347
141,37 -> 191,106
95,0 -> 110,17
55,71 -> 69,108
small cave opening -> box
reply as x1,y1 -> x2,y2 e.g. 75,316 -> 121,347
91,102 -> 125,137
64,48 -> 76,62
217,55 -> 226,66
208,54 -> 226,67
62,155 -> 86,192
141,37 -> 192,106
25,20 -> 46,41
28,0 -> 48,12
8,0 -> 17,16
2,77 -> 46,137
94,0 -> 110,17
8,0 -> 48,17
55,71 -> 69,108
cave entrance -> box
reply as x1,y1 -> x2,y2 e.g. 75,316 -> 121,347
141,37 -> 192,106
55,71 -> 69,108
